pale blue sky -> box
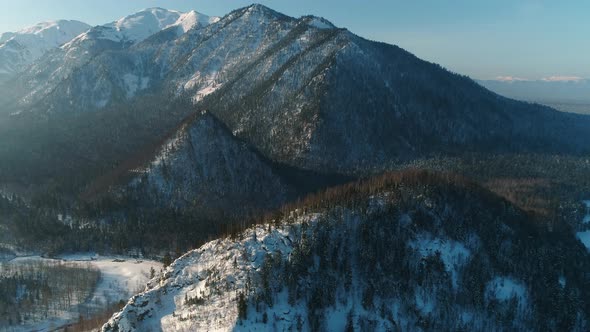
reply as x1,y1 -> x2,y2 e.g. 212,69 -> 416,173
1,0 -> 588,80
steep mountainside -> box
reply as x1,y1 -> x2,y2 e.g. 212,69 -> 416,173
103,171 -> 590,331
0,20 -> 90,81
120,111 -> 290,217
3,4 -> 589,176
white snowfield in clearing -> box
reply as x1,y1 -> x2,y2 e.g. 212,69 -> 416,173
58,253 -> 163,306
6,254 -> 162,332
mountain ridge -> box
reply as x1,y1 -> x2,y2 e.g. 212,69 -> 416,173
0,19 -> 90,80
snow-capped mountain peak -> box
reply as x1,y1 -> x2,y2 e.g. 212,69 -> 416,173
168,10 -> 220,34
105,7 -> 184,42
1,19 -> 90,45
62,8 -> 218,46
0,20 -> 90,78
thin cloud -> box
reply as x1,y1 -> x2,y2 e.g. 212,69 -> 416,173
495,76 -> 530,82
493,75 -> 585,82
541,76 -> 583,82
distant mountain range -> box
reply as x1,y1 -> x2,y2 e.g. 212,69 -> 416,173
0,20 -> 90,80
479,78 -> 590,113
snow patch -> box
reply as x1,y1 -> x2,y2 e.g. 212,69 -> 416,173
408,233 -> 471,288
485,277 -> 527,304
576,230 -> 590,251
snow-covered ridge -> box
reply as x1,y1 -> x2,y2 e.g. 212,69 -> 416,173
63,7 -> 218,46
0,20 -> 90,53
0,20 -> 90,76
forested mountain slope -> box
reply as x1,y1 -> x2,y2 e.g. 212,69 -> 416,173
103,171 -> 590,332
116,111 -> 290,218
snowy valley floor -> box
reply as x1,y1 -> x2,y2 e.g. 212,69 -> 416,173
2,254 -> 161,332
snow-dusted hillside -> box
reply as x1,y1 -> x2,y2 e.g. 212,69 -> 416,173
124,111 -> 290,215
103,172 -> 590,331
0,20 -> 89,80
7,4 -> 588,174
